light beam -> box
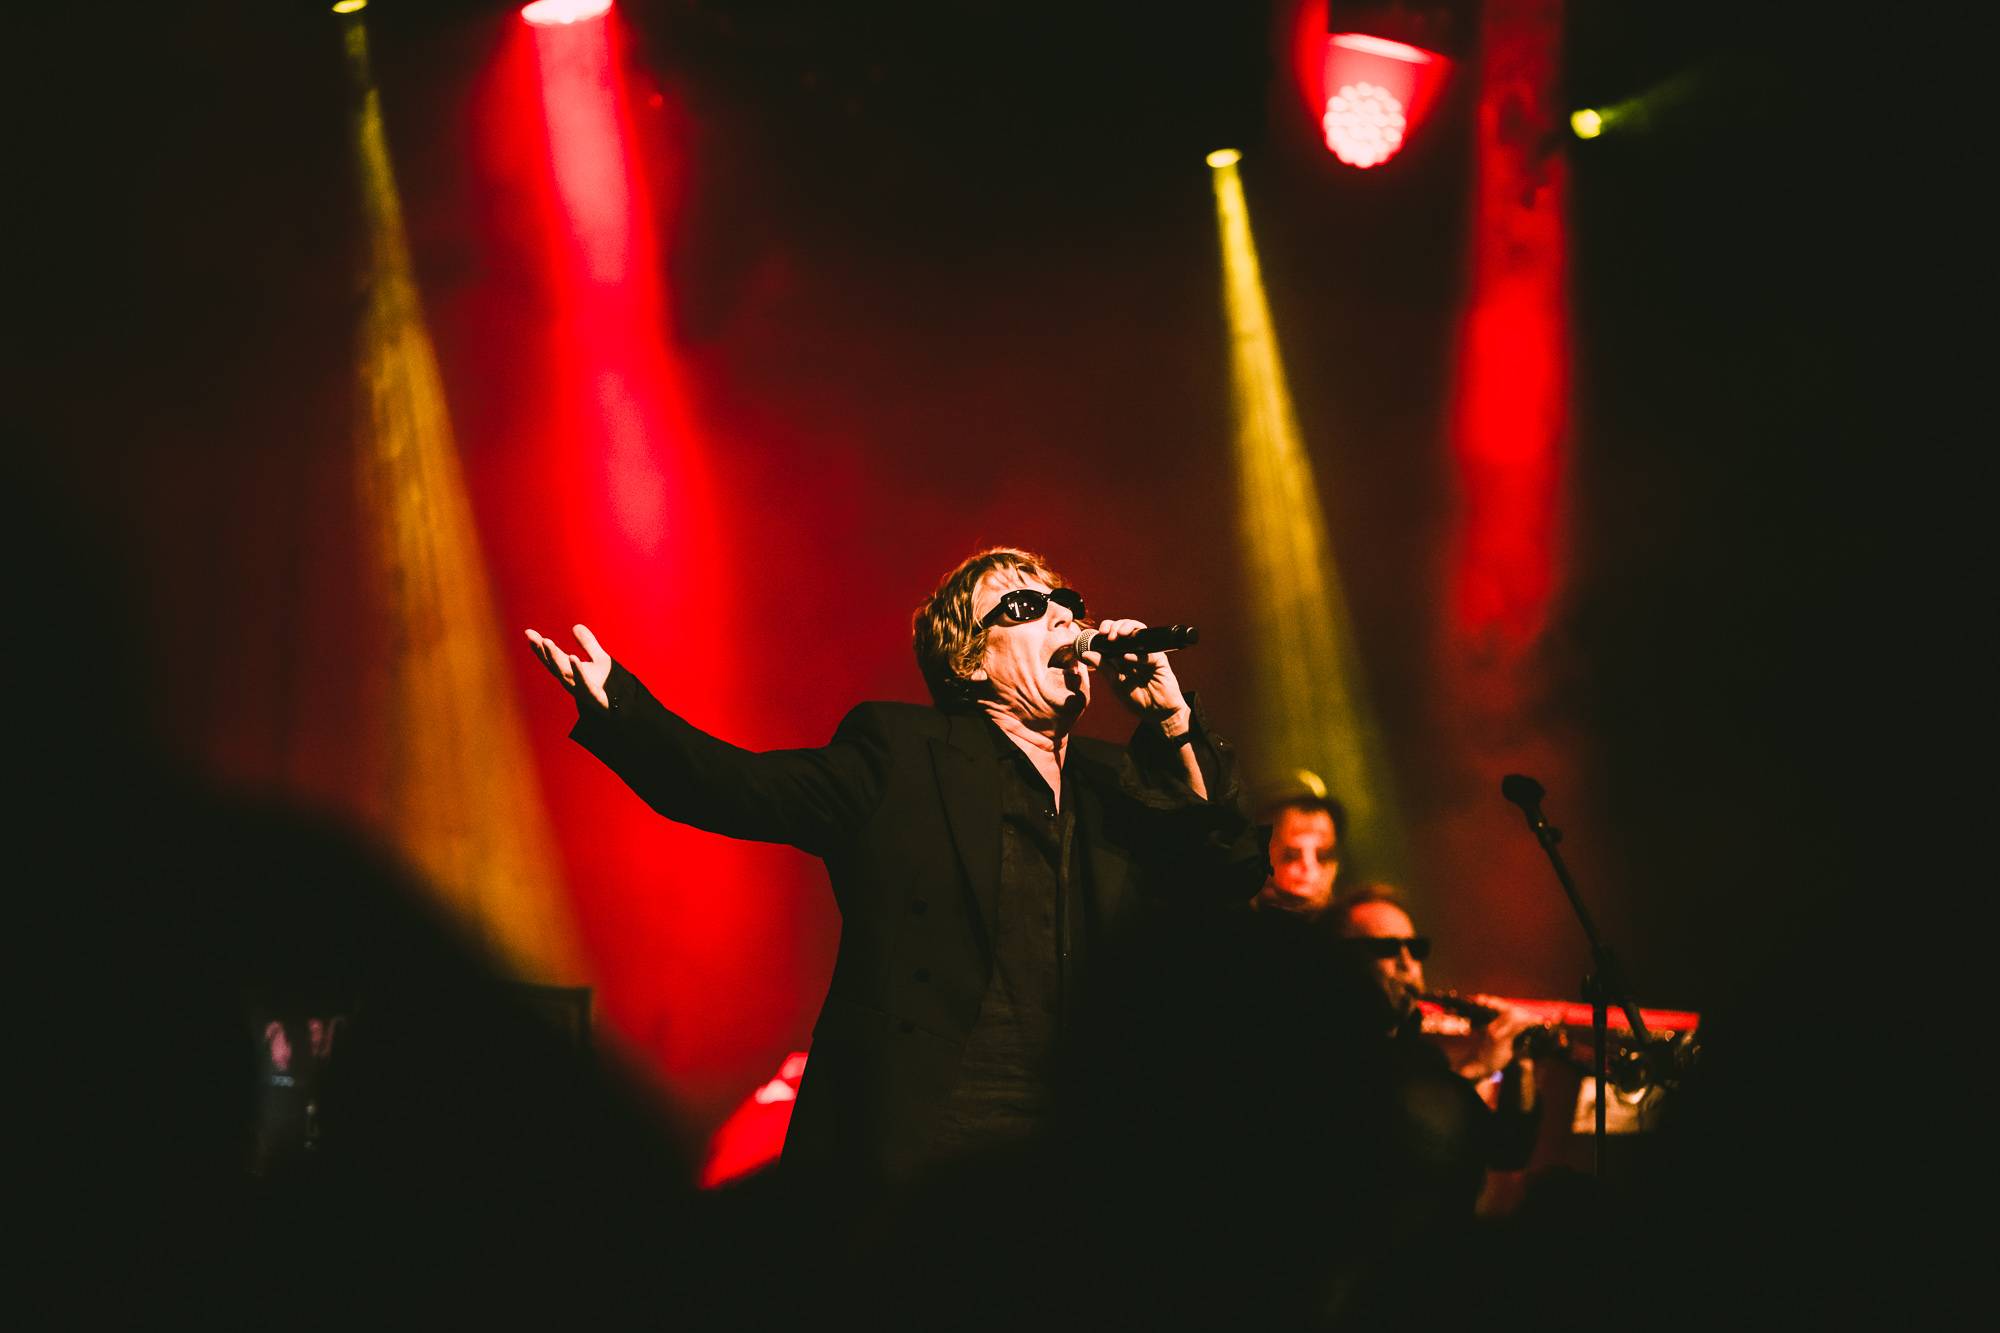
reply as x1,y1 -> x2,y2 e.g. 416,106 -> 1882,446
343,20 -> 579,982
518,4 -> 769,1097
1209,151 -> 1406,875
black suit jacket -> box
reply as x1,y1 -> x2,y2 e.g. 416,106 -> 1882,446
572,663 -> 1266,1185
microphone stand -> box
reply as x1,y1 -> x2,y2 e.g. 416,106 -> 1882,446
1500,775 -> 1652,1180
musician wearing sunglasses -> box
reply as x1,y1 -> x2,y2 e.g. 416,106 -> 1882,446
1334,887 -> 1542,1175
524,546 -> 1264,1192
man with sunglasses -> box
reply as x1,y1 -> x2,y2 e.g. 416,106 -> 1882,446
1333,887 -> 1542,1189
524,546 -> 1265,1195
1334,888 -> 1536,1088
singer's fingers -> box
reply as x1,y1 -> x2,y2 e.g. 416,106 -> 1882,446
573,623 -> 608,663
552,648 -> 578,689
527,631 -> 562,678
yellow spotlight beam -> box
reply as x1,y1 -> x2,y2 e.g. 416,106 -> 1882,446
345,22 -> 579,982
1209,152 -> 1406,878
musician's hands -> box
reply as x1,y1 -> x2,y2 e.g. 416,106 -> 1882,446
1084,619 -> 1191,734
525,624 -> 612,713
1447,994 -> 1536,1084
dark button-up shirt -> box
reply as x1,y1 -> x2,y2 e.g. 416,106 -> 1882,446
925,725 -> 1082,1156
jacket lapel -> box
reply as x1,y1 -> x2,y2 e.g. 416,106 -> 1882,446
931,714 -> 1000,950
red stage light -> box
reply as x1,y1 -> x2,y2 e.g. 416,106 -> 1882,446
1331,31 -> 1435,64
521,0 -> 611,27
1318,31 -> 1447,168
1322,80 -> 1407,168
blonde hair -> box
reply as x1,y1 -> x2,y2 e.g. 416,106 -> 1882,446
912,546 -> 1070,710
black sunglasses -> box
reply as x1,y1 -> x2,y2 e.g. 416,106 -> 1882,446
978,587 -> 1086,629
1344,935 -> 1431,962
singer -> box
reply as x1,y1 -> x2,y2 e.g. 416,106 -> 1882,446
524,546 -> 1265,1190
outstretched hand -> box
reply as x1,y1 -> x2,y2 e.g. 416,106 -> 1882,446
525,624 -> 612,713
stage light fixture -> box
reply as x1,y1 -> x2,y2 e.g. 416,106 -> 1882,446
1306,5 -> 1461,169
522,0 -> 612,26
1564,62 -> 1716,146
1322,79 -> 1407,168
330,0 -> 366,13
1206,147 -> 1242,168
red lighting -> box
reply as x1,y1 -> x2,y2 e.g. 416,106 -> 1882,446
1294,19 -> 1451,169
1330,32 -> 1436,64
699,1052 -> 808,1188
485,0 -> 777,1113
1449,0 -> 1568,650
521,0 -> 611,27
1322,81 -> 1407,168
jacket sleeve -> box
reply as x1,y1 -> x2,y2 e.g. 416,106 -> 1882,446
1114,693 -> 1270,903
568,662 -> 891,858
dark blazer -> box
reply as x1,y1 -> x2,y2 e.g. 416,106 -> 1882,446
571,663 -> 1266,1184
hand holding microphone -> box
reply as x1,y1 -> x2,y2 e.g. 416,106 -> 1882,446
1074,620 -> 1199,727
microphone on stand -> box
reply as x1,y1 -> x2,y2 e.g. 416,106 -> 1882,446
1073,625 -> 1200,659
1501,773 -> 1558,842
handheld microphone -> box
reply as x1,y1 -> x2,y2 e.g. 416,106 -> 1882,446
1073,625 -> 1200,658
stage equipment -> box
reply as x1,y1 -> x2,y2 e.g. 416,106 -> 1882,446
1500,775 -> 1695,1171
523,0 -> 612,25
1417,990 -> 1701,1098
1073,625 -> 1199,658
252,1012 -> 347,1174
1566,62 -> 1718,142
1314,4 -> 1465,167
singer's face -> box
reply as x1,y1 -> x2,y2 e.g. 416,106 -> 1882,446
970,569 -> 1089,727
1256,808 -> 1339,917
1340,900 -> 1426,998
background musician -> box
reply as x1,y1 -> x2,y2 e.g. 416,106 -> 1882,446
1251,795 -> 1345,919
1331,885 -> 1542,1167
